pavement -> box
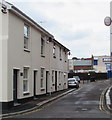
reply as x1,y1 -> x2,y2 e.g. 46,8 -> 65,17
0,88 -> 76,119
109,87 -> 112,109
105,85 -> 112,112
0,79 -> 112,119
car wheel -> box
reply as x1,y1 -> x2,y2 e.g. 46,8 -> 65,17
76,85 -> 79,89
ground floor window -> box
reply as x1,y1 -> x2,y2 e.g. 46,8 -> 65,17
41,68 -> 44,88
23,67 -> 29,93
52,70 -> 54,83
58,71 -> 61,83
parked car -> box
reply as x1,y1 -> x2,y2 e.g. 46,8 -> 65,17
73,76 -> 80,83
68,78 -> 79,88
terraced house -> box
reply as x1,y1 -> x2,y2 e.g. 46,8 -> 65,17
0,1 -> 70,109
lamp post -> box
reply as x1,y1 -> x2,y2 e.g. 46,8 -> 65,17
104,16 -> 112,79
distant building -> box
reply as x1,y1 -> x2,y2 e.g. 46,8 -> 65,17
74,58 -> 93,73
93,55 -> 112,78
68,56 -> 94,73
69,55 -> 112,76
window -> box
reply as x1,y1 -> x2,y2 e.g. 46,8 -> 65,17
65,51 -> 67,62
24,25 -> 30,50
41,68 -> 44,88
41,37 -> 45,56
53,43 -> 56,58
94,60 -> 98,65
23,67 -> 29,93
52,70 -> 54,83
58,71 -> 61,83
60,47 -> 62,60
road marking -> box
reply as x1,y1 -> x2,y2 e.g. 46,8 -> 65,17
99,86 -> 110,114
106,86 -> 112,111
82,108 -> 88,111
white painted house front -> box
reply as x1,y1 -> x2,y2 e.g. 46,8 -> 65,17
0,1 -> 70,109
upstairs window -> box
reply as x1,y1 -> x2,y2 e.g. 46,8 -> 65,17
59,47 -> 62,60
53,43 -> 56,58
41,37 -> 45,56
94,60 -> 98,65
24,25 -> 30,50
65,51 -> 67,62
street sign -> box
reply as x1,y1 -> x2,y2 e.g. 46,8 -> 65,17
104,16 -> 111,26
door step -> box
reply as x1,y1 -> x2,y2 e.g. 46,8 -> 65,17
33,97 -> 38,100
14,103 -> 21,106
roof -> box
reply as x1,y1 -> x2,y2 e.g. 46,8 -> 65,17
74,60 -> 92,66
2,1 -> 70,51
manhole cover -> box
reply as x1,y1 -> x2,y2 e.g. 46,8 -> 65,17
82,108 -> 88,111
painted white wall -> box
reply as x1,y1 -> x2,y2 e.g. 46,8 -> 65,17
1,2 -> 69,102
0,4 -> 9,102
0,3 -> 2,102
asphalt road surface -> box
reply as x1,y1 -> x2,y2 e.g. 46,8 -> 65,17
12,80 -> 111,119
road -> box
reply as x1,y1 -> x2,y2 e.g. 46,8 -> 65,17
11,80 -> 111,119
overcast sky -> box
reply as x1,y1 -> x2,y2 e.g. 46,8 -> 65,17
5,0 -> 110,58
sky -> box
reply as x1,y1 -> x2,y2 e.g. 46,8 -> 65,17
5,0 -> 111,58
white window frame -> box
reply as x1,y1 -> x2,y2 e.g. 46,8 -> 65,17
24,24 -> 30,51
23,67 -> 29,93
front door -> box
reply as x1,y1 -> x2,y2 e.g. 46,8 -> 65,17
55,71 -> 57,91
13,69 -> 18,103
46,71 -> 49,94
34,71 -> 37,97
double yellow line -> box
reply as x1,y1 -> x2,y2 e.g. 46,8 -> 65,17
99,86 -> 111,114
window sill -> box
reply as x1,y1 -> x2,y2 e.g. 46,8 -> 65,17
53,56 -> 56,58
23,91 -> 30,95
24,49 -> 30,52
41,54 -> 45,58
40,88 -> 45,91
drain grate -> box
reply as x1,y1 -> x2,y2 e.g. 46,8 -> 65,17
82,108 -> 88,111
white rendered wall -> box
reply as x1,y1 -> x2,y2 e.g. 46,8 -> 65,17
0,5 -> 9,102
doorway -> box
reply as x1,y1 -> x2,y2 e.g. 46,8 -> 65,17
46,71 -> 49,94
13,69 -> 19,103
55,71 -> 57,91
34,70 -> 37,97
